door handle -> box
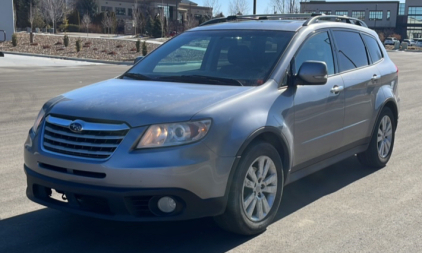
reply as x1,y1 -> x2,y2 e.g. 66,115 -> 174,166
372,74 -> 381,81
331,85 -> 344,94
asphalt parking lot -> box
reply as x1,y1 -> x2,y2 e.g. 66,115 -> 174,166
0,52 -> 421,253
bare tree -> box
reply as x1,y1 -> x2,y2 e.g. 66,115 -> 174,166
29,1 -> 35,32
101,13 -> 111,34
132,1 -> 140,36
81,14 -> 91,36
203,0 -> 221,18
184,14 -> 199,30
228,0 -> 250,16
40,0 -> 66,33
288,0 -> 300,14
270,0 -> 287,14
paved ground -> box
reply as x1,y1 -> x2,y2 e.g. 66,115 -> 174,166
0,54 -> 104,67
0,52 -> 421,253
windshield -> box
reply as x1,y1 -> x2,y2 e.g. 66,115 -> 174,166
125,30 -> 294,86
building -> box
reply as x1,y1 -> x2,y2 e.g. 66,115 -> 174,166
404,0 -> 422,38
0,0 -> 15,41
300,0 -> 422,39
300,1 -> 400,29
95,0 -> 212,23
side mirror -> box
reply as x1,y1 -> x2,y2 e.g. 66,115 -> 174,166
134,56 -> 144,64
296,61 -> 328,85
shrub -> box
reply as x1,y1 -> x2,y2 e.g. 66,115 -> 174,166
116,44 -> 123,48
55,41 -> 63,45
12,33 -> 18,47
63,35 -> 69,47
42,45 -> 51,49
108,51 -> 117,55
93,48 -> 98,51
130,47 -> 137,52
136,39 -> 141,53
101,49 -> 107,53
76,39 -> 81,52
142,41 -> 147,56
30,43 -> 39,46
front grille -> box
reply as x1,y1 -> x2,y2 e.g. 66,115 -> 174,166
42,116 -> 129,159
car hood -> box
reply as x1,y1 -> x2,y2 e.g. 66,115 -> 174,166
47,79 -> 253,127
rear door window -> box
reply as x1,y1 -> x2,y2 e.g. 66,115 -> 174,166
332,31 -> 369,72
362,34 -> 383,63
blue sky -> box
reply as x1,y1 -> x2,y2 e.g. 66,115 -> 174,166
195,0 -> 405,16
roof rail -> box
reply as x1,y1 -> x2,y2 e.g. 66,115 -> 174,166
199,13 -> 321,26
303,15 -> 368,27
199,13 -> 368,28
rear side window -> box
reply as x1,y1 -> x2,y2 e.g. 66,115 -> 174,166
362,34 -> 383,63
294,31 -> 335,75
332,31 -> 369,72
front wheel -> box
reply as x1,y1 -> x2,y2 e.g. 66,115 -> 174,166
357,107 -> 396,168
214,141 -> 284,235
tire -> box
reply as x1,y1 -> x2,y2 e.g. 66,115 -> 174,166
357,107 -> 396,168
214,141 -> 284,235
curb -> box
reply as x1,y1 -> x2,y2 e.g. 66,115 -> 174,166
2,51 -> 134,65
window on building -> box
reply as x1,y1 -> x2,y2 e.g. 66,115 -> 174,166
352,11 -> 365,20
101,6 -> 112,12
409,7 -> 422,15
320,10 -> 332,15
128,8 -> 133,17
369,11 -> 383,21
408,7 -> 422,24
332,31 -> 369,72
387,11 -> 391,20
336,11 -> 348,16
294,32 -> 335,75
158,5 -> 170,19
115,7 -> 126,16
399,3 -> 405,15
362,34 -> 383,63
407,27 -> 422,39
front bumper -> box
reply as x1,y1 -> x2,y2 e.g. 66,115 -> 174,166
25,166 -> 227,221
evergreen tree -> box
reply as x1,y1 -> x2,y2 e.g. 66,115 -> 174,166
152,17 -> 162,38
68,9 -> 81,26
146,15 -> 154,37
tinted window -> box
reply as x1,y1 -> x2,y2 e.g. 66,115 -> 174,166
362,34 -> 383,63
294,32 -> 335,75
332,31 -> 369,72
128,30 -> 294,86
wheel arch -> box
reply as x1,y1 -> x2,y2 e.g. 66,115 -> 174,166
235,127 -> 291,184
382,100 -> 399,128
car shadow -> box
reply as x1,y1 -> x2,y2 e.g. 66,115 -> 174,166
0,157 -> 378,253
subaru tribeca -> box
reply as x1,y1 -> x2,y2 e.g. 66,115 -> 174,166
24,15 -> 399,235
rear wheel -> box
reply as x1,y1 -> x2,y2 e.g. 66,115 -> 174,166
214,141 -> 284,235
357,107 -> 396,168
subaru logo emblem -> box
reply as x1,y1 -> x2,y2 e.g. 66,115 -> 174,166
69,122 -> 83,133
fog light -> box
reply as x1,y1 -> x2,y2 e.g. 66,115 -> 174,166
157,196 -> 176,213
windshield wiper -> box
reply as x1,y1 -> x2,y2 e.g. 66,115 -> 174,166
121,73 -> 151,80
157,75 -> 244,86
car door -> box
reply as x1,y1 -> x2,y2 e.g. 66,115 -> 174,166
292,30 -> 345,170
331,30 -> 380,147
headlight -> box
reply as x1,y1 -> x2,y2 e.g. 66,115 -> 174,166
32,108 -> 46,133
137,120 -> 211,148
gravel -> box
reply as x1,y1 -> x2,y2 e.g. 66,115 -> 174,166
1,33 -> 160,62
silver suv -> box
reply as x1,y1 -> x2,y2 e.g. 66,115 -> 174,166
24,14 -> 399,235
